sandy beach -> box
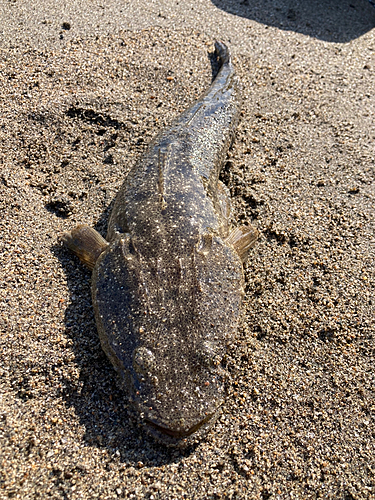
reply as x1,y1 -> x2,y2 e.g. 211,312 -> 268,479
0,0 -> 374,498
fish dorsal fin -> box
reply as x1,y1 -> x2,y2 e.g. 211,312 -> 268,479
157,147 -> 169,211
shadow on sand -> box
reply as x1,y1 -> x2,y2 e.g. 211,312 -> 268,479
53,214 -> 199,468
211,0 -> 375,42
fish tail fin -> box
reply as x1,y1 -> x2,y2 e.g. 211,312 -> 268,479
214,41 -> 231,65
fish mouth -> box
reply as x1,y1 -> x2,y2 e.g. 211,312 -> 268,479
145,411 -> 216,439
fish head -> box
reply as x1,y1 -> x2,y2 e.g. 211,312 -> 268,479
128,330 -> 227,446
92,233 -> 243,446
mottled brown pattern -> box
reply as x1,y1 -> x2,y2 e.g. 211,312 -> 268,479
64,42 -> 258,446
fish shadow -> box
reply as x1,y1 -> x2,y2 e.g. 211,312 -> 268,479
53,206 -> 200,467
211,0 -> 375,42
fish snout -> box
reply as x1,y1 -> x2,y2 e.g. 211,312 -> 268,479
135,375 -> 224,445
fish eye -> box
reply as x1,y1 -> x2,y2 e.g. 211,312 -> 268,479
133,347 -> 156,375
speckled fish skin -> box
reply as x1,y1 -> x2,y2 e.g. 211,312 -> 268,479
92,42 -> 244,446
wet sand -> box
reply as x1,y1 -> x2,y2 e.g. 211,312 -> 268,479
0,1 -> 374,499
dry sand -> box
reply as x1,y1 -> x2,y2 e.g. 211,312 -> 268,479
0,1 -> 374,498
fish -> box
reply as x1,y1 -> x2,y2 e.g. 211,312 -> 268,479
63,41 -> 258,447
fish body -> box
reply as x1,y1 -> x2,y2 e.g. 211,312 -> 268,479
63,42 -> 258,446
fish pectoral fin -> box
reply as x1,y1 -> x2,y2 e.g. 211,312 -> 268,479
62,224 -> 109,270
225,225 -> 259,263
